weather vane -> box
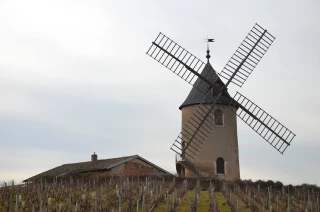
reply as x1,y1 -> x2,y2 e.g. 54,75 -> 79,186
204,37 -> 214,61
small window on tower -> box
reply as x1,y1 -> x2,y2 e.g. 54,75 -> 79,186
213,109 -> 224,126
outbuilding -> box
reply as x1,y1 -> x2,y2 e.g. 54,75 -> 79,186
23,153 -> 171,182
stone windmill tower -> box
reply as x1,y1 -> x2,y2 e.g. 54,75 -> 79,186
178,59 -> 240,179
146,23 -> 296,179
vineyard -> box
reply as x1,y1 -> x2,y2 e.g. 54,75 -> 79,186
0,176 -> 319,211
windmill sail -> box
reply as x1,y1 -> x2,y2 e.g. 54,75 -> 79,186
229,92 -> 296,153
219,23 -> 275,87
171,92 -> 214,161
146,33 -> 213,94
171,101 -> 228,161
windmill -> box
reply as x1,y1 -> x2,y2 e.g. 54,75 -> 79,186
146,23 -> 296,178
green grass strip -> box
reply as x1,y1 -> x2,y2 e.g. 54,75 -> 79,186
197,191 -> 210,212
175,190 -> 194,212
215,192 -> 231,212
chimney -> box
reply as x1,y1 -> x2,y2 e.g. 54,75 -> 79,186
91,152 -> 97,162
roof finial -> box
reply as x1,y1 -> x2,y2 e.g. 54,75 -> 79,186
204,37 -> 214,63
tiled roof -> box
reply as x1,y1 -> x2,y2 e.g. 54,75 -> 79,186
179,62 -> 233,110
24,155 -> 170,182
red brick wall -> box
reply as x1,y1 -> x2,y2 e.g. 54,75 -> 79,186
123,161 -> 154,175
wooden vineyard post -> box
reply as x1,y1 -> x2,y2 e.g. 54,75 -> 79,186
317,195 -> 319,212
287,194 -> 290,212
40,195 -> 43,212
156,184 -> 159,198
142,194 -> 145,212
172,190 -> 175,209
68,192 -> 72,212
118,189 -> 122,212
166,192 -> 169,212
213,191 -> 217,211
15,194 -> 18,212
75,202 -> 78,212
248,191 -> 251,207
94,193 -> 98,212
237,199 -> 240,212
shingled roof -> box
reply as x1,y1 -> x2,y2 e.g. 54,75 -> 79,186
179,62 -> 233,110
23,155 -> 170,182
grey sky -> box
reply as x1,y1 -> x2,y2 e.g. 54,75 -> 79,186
0,0 -> 319,185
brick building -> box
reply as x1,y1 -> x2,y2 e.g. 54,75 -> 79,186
23,153 -> 170,182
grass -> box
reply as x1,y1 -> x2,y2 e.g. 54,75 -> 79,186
215,192 -> 231,212
174,190 -> 193,211
153,200 -> 170,212
197,191 -> 210,212
231,193 -> 250,211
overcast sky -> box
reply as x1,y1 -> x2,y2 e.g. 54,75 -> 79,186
0,0 -> 319,185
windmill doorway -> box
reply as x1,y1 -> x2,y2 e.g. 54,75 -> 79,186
216,157 -> 225,174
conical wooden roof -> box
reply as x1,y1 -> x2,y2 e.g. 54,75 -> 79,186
179,62 -> 233,110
